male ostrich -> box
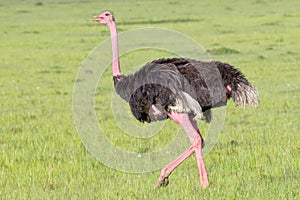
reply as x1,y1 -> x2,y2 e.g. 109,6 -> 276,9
94,11 -> 259,189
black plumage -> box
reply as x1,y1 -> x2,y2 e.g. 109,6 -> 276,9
114,58 -> 259,123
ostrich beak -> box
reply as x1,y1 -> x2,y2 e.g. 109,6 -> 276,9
93,15 -> 103,22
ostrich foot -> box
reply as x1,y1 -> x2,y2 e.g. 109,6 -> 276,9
155,168 -> 170,188
155,175 -> 169,188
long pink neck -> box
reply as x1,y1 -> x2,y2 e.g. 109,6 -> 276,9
107,21 -> 121,76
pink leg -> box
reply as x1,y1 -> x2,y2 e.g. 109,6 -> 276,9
195,142 -> 209,188
155,112 -> 209,189
189,114 -> 205,148
155,145 -> 195,188
187,114 -> 209,187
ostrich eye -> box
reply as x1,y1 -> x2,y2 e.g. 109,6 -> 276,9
105,13 -> 110,16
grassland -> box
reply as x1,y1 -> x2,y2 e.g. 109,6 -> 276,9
1,0 -> 299,199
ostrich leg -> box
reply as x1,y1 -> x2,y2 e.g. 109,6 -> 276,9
189,114 -> 209,188
155,144 -> 195,188
155,112 -> 209,188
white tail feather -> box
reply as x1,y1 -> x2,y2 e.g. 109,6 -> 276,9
232,82 -> 259,107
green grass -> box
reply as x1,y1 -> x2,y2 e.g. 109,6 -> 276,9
1,0 -> 300,199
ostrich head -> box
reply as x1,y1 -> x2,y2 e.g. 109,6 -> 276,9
94,11 -> 115,24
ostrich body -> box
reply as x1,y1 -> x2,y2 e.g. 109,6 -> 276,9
94,11 -> 259,189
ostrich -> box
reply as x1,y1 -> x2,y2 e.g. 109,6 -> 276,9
93,11 -> 259,189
